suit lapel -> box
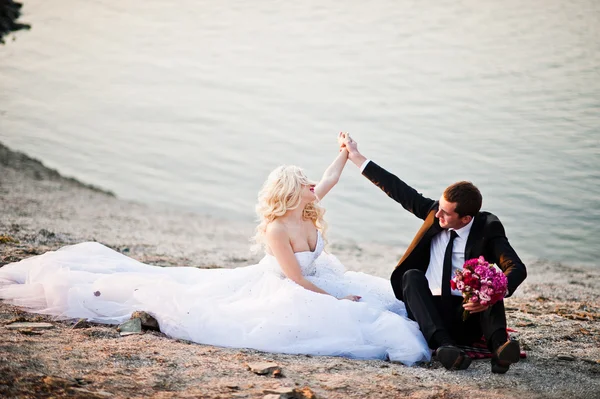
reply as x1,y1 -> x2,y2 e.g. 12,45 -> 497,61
465,212 -> 485,260
396,209 -> 437,268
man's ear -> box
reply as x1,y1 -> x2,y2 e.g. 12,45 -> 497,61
461,215 -> 473,225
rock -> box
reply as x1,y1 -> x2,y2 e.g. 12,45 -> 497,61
43,376 -> 78,388
557,354 -> 576,361
117,318 -> 142,336
264,387 -> 295,396
131,311 -> 160,330
72,318 -> 91,329
247,361 -> 282,377
18,329 -> 42,335
516,322 -> 536,327
263,386 -> 317,399
71,388 -> 114,397
0,234 -> 17,243
296,387 -> 316,399
6,322 -> 54,330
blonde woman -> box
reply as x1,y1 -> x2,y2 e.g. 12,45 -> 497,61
0,134 -> 430,365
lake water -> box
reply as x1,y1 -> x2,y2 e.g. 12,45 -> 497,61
1,0 -> 599,268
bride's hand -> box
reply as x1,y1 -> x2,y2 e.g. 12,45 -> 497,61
338,132 -> 352,151
339,295 -> 361,302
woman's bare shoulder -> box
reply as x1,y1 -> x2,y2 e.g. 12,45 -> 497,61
265,220 -> 290,240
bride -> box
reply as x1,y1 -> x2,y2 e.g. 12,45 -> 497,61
0,133 -> 431,365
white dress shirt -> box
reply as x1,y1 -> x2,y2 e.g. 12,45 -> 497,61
359,159 -> 372,173
425,218 -> 474,296
360,158 -> 473,296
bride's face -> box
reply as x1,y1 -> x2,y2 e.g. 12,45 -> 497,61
301,183 -> 317,203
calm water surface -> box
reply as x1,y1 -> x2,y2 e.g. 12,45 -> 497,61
1,0 -> 599,268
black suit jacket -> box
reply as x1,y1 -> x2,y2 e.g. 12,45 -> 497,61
362,161 -> 527,302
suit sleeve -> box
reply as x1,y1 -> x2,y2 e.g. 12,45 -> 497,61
486,218 -> 527,297
362,161 -> 436,220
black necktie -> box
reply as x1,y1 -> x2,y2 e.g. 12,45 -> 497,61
441,230 -> 459,297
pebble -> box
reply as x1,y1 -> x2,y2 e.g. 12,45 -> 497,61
117,318 -> 142,336
131,311 -> 160,330
247,361 -> 282,376
263,386 -> 316,399
6,322 -> 54,330
71,388 -> 114,397
557,354 -> 576,361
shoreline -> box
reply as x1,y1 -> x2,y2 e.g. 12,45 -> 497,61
0,141 -> 599,398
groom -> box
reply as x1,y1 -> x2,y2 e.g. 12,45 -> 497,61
340,135 -> 527,373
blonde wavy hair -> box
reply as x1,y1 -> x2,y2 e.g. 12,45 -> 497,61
252,165 -> 328,251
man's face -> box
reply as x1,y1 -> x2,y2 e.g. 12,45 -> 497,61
436,196 -> 471,229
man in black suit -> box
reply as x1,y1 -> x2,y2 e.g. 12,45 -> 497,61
340,135 -> 527,373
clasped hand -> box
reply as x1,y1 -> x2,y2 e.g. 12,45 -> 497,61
337,132 -> 358,153
463,302 -> 489,314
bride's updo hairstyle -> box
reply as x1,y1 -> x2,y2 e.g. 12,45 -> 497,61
253,165 -> 327,251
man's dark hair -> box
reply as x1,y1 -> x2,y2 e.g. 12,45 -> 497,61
443,181 -> 482,217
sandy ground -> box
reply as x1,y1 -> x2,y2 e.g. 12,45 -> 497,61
1,142 -> 599,399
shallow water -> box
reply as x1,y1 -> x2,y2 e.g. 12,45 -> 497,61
1,0 -> 599,268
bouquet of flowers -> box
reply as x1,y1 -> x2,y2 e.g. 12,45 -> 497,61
450,256 -> 508,320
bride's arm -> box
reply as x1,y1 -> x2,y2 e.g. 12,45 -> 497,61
266,225 -> 333,296
314,147 -> 349,201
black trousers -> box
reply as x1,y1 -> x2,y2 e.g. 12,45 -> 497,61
401,269 -> 507,350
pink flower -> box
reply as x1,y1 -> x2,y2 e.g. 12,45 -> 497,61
452,257 -> 507,319
479,291 -> 491,302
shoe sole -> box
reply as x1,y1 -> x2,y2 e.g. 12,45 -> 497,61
492,340 -> 520,374
437,346 -> 472,371
497,340 -> 520,364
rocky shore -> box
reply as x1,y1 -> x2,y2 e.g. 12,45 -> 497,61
0,0 -> 29,44
0,141 -> 599,398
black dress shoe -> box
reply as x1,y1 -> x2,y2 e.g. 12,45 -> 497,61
491,339 -> 520,374
436,345 -> 472,370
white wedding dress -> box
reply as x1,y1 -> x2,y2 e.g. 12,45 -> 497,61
0,231 -> 431,365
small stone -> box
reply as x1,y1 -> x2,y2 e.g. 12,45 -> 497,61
117,318 -> 142,336
0,235 -> 17,244
296,387 -> 317,399
18,329 -> 42,335
264,387 -> 295,395
515,322 -> 536,327
71,388 -> 113,397
247,362 -> 282,376
43,376 -> 78,388
263,387 -> 316,399
131,311 -> 160,330
557,354 -> 576,361
6,322 -> 54,330
72,318 -> 90,329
